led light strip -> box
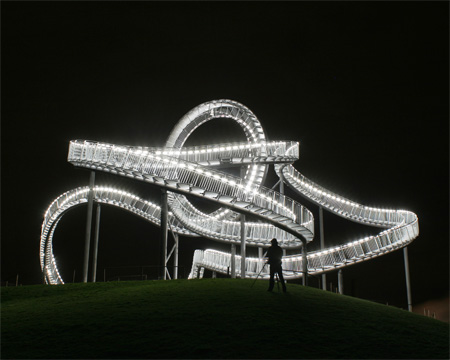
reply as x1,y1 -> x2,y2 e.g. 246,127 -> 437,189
41,99 -> 419,284
40,186 -> 199,284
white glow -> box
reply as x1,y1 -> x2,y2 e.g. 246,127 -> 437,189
44,101 -> 418,284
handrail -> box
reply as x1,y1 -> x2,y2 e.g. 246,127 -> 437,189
40,99 -> 419,284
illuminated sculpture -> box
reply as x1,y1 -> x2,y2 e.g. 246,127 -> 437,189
40,100 -> 419,300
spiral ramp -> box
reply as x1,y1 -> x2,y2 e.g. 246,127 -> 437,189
40,100 -> 419,284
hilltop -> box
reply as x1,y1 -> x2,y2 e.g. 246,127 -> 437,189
2,279 -> 448,359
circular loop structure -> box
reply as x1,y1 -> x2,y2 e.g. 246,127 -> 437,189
165,99 -> 269,222
40,100 -> 419,284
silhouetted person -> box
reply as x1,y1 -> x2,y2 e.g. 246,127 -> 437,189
266,238 -> 287,292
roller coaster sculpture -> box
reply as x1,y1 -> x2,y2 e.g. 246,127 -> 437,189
40,100 -> 419,285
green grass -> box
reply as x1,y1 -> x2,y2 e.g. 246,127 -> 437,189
2,279 -> 448,359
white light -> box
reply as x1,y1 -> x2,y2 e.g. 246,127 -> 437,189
52,102 -> 418,285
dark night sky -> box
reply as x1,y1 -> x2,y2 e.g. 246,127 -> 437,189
2,2 -> 448,309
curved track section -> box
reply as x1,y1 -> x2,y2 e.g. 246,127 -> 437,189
67,140 -> 314,242
41,186 -> 198,284
41,99 -> 419,284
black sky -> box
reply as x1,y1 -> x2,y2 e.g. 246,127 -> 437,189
1,2 -> 449,308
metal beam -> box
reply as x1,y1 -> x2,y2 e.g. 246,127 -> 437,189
173,233 -> 179,280
82,171 -> 95,283
279,169 -> 284,195
231,244 -> 236,278
319,206 -> 326,290
271,179 -> 281,190
338,269 -> 343,295
91,203 -> 101,283
241,214 -> 246,279
403,247 -> 413,311
160,189 -> 168,280
302,241 -> 308,286
240,165 -> 246,279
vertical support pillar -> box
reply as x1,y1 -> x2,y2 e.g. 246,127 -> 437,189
173,233 -> 179,280
279,172 -> 284,194
160,189 -> 168,280
82,171 -> 95,283
403,247 -> 413,311
240,214 -> 246,279
91,203 -> 101,283
258,247 -> 263,273
231,244 -> 236,278
302,241 -> 308,286
338,269 -> 344,295
279,169 -> 286,258
319,206 -> 326,290
240,165 -> 246,279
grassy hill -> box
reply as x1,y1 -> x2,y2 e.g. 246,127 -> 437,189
2,279 -> 448,359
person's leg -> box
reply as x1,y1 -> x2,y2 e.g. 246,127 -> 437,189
277,267 -> 287,292
268,265 -> 275,291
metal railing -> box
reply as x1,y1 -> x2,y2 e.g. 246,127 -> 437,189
68,140 -> 315,242
41,99 -> 419,284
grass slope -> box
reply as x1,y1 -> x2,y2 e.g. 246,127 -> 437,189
2,279 -> 449,359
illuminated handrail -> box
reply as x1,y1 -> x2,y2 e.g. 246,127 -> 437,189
41,99 -> 419,284
40,186 -> 198,284
190,212 -> 418,279
68,140 -> 315,241
277,164 -> 407,227
190,164 -> 419,278
170,195 -> 299,247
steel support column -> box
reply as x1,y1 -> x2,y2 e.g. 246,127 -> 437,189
319,206 -> 326,290
302,241 -> 308,286
241,214 -> 246,279
173,233 -> 179,280
239,165 -> 246,279
403,246 -> 413,311
82,171 -> 95,283
160,189 -> 168,280
91,203 -> 101,283
279,169 -> 286,257
231,244 -> 236,278
338,269 -> 344,295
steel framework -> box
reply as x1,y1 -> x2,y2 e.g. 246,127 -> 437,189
40,99 -> 419,287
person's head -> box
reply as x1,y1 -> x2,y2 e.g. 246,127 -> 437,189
271,238 -> 278,246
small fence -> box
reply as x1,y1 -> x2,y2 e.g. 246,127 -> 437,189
100,265 -> 187,282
